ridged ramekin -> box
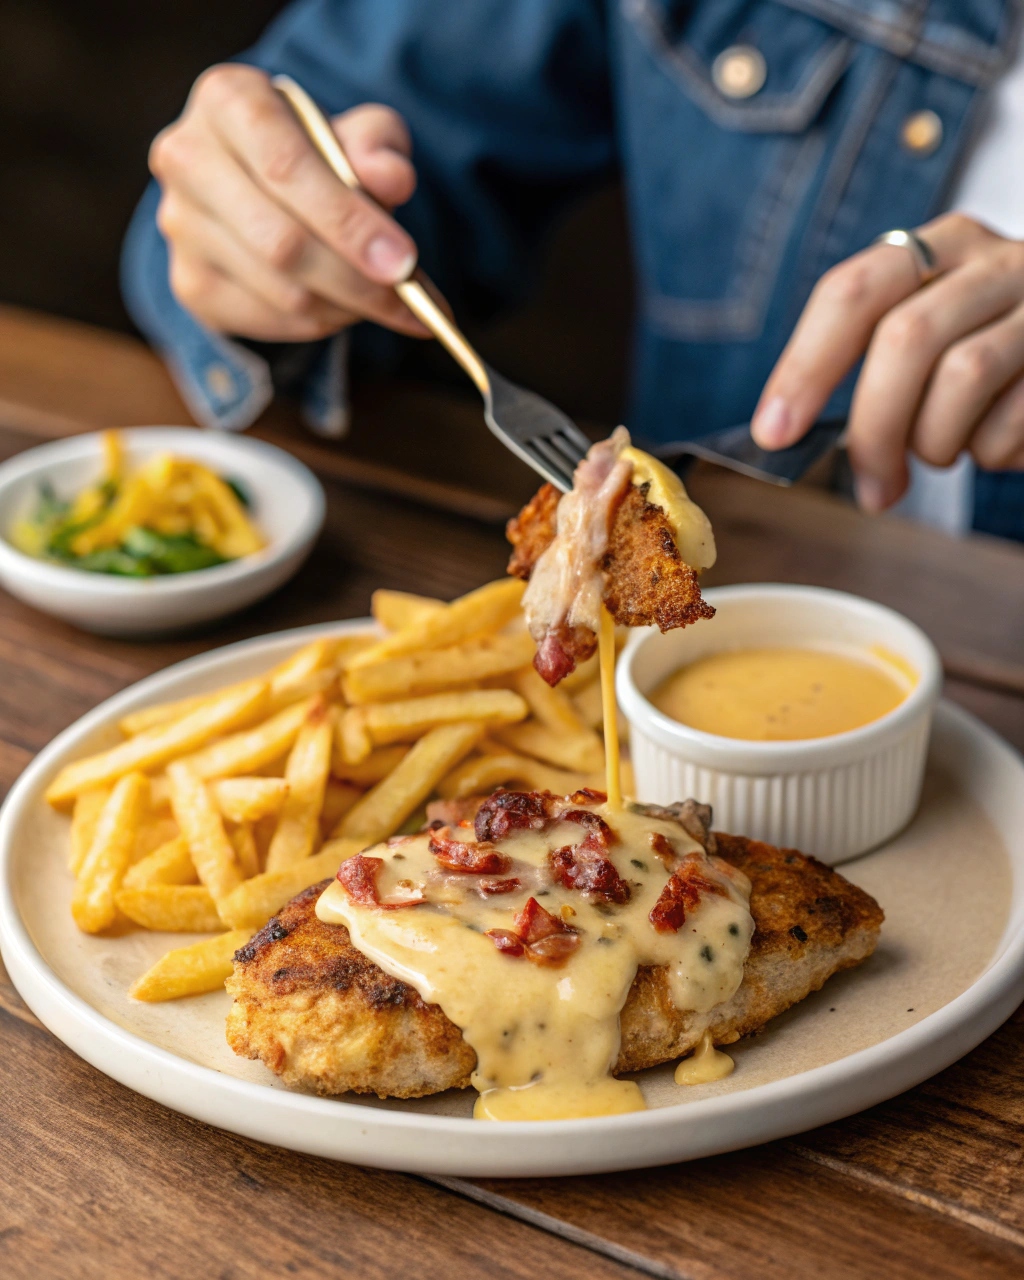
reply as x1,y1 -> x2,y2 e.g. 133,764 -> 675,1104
617,585 -> 942,865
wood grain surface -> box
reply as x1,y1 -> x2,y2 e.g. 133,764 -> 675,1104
0,307 -> 1022,1279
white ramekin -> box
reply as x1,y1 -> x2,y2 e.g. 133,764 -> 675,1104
617,584 -> 942,865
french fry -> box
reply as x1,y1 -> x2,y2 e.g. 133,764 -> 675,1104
129,929 -> 251,1002
363,689 -> 528,746
132,814 -> 180,864
115,885 -> 223,933
338,722 -> 483,844
571,677 -> 604,730
558,651 -> 599,693
571,675 -> 629,741
168,761 -> 243,904
211,776 -> 290,824
331,743 -> 408,785
229,823 -> 261,879
342,630 -> 536,705
184,696 -> 315,780
496,720 -> 605,773
123,835 -> 197,889
46,679 -> 269,806
68,787 -> 110,876
338,706 -> 372,764
148,774 -> 172,810
512,666 -> 601,742
371,588 -> 444,632
265,704 -> 333,872
269,638 -> 333,698
437,752 -> 598,800
219,838 -> 363,930
266,667 -> 339,713
118,680 -> 251,737
71,773 -> 150,933
321,779 -> 361,833
347,578 -> 525,671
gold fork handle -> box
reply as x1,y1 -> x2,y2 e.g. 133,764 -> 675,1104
271,74 -> 490,397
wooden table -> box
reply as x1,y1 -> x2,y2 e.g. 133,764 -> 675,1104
0,305 -> 1022,1279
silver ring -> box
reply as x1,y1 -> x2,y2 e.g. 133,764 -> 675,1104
874,228 -> 940,285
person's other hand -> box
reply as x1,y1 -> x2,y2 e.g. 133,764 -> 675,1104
149,64 -> 428,342
751,214 -> 1024,510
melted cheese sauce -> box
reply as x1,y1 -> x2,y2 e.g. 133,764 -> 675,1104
620,446 -> 716,571
651,647 -> 913,741
316,803 -> 753,1120
674,1030 -> 735,1085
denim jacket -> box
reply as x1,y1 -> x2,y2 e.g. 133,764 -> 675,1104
121,0 -> 1024,538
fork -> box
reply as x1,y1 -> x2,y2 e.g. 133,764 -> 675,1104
272,75 -> 591,493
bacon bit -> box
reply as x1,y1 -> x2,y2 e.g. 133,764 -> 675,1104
429,825 -> 511,874
474,789 -> 556,842
478,877 -> 521,895
527,932 -> 582,964
567,788 -> 607,805
534,626 -> 594,686
649,860 -> 728,932
485,928 -> 525,957
486,896 -> 581,966
649,831 -> 678,868
336,854 -> 424,909
549,834 -> 631,905
558,808 -> 617,849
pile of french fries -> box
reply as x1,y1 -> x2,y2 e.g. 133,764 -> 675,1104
49,576 -> 629,1003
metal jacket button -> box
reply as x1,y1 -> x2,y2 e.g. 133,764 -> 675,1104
205,363 -> 236,401
901,109 -> 943,155
712,45 -> 767,99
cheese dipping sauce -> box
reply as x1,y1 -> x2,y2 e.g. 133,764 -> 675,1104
316,798 -> 753,1121
650,647 -> 914,742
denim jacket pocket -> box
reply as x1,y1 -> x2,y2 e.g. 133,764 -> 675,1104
623,0 -> 853,132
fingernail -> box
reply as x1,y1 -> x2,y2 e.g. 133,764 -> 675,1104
365,236 -> 416,283
855,475 -> 888,513
752,396 -> 793,448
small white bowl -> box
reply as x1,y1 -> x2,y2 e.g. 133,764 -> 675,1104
0,427 -> 325,637
617,585 -> 942,864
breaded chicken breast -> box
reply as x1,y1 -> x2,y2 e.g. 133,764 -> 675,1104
226,829 -> 882,1099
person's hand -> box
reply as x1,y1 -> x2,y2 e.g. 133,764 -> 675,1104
149,64 -> 429,343
751,214 -> 1024,510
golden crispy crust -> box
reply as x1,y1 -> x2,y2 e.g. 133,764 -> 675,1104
227,836 -> 883,1097
601,483 -> 715,631
506,480 -> 713,633
225,883 -> 474,1098
506,482 -> 559,582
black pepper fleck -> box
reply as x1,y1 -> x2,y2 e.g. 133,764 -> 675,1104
630,858 -> 648,871
728,923 -> 740,937
790,925 -> 808,943
700,945 -> 714,963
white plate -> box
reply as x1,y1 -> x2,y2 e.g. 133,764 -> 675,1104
0,428 -> 325,635
2,621 -> 1023,1178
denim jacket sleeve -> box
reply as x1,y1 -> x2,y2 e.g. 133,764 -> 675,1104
120,0 -> 615,433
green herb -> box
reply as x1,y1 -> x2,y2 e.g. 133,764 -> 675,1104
121,528 -> 226,574
224,476 -> 252,509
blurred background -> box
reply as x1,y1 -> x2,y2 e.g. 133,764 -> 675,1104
0,0 -> 633,430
